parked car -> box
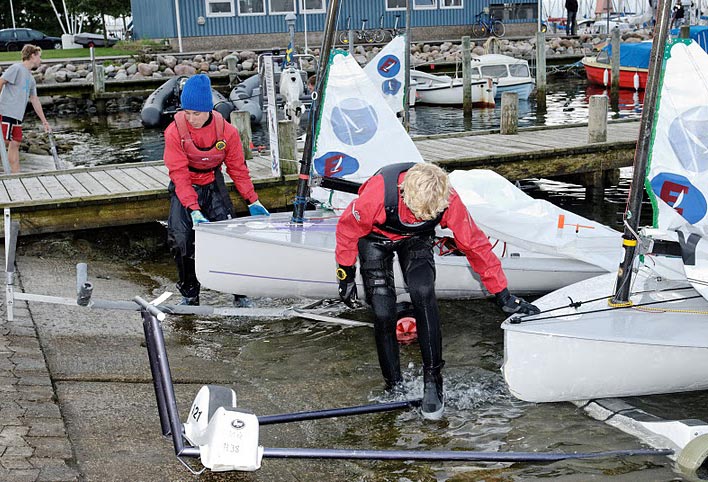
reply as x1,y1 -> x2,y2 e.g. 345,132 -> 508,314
73,33 -> 118,48
0,28 -> 62,51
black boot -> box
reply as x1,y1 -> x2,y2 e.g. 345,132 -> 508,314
421,363 -> 444,421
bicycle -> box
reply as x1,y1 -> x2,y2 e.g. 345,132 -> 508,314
472,10 -> 506,38
339,17 -> 376,44
372,14 -> 403,42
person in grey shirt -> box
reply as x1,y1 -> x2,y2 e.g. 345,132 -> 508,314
0,44 -> 51,173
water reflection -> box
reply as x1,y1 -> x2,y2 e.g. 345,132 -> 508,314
34,77 -> 646,168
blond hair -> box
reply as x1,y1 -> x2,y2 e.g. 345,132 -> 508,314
21,44 -> 41,61
401,163 -> 450,220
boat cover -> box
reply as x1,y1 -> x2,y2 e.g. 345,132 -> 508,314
669,26 -> 708,52
603,41 -> 652,69
449,170 -> 622,272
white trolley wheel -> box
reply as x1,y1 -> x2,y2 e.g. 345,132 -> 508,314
677,434 -> 708,478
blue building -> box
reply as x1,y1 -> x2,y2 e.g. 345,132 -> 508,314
130,0 -> 538,51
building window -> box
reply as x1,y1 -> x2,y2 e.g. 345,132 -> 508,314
239,0 -> 266,15
386,0 -> 407,11
206,0 -> 235,17
440,0 -> 462,8
414,0 -> 436,9
300,0 -> 325,13
270,0 -> 296,14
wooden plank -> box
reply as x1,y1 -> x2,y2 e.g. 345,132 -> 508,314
20,177 -> 52,201
56,174 -> 91,197
141,166 -> 171,186
37,175 -> 71,199
105,169 -> 146,192
90,170 -> 130,194
4,178 -> 31,202
121,167 -> 164,190
0,182 -> 10,203
73,172 -> 110,195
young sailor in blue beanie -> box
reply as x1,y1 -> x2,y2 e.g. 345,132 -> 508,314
163,74 -> 270,306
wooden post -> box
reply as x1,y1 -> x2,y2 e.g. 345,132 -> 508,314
500,92 -> 518,135
348,30 -> 354,55
93,65 -> 106,95
230,110 -> 253,160
225,54 -> 239,86
588,94 -> 608,143
535,31 -> 546,110
278,119 -> 298,175
462,36 -> 472,116
611,27 -> 620,93
680,25 -> 691,39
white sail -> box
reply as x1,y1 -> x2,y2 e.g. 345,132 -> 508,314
311,49 -> 422,211
363,35 -> 407,114
449,170 -> 622,272
646,39 -> 708,298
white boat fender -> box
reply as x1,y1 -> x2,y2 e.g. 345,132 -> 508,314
633,71 -> 640,91
199,407 -> 263,472
184,385 -> 238,446
677,433 -> 708,477
603,68 -> 609,86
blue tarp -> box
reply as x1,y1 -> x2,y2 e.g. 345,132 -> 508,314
603,41 -> 653,69
669,25 -> 708,52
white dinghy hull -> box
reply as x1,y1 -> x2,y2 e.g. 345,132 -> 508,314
195,210 -> 606,300
410,70 -> 496,107
502,269 -> 708,403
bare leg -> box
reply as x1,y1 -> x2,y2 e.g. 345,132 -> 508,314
8,140 -> 20,173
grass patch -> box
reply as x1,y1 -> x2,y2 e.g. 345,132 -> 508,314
0,47 -> 141,63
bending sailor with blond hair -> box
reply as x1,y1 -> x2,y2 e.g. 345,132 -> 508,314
335,162 -> 539,420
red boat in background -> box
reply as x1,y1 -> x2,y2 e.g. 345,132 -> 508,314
581,41 -> 651,90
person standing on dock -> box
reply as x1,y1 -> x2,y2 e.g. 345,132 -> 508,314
163,74 -> 270,306
671,0 -> 685,29
565,0 -> 578,36
0,44 -> 51,173
334,162 -> 539,420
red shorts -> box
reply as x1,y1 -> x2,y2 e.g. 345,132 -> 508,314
0,115 -> 22,143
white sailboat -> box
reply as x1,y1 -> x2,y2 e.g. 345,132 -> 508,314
195,45 -> 621,300
502,38 -> 708,403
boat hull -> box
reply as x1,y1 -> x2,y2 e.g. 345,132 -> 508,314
411,71 -> 496,107
582,56 -> 649,90
502,270 -> 708,402
195,211 -> 606,300
496,81 -> 535,100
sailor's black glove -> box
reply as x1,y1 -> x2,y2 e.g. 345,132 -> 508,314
495,288 -> 540,315
336,265 -> 358,308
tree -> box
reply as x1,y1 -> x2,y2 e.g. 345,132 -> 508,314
1,0 -> 68,36
65,0 -> 131,39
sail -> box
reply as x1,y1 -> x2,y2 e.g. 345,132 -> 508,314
450,170 -> 622,271
363,35 -> 407,114
645,39 -> 708,297
311,49 -> 422,211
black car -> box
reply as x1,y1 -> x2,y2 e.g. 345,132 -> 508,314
0,28 -> 62,51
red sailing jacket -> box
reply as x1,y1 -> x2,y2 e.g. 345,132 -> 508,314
163,111 -> 258,211
335,171 -> 508,295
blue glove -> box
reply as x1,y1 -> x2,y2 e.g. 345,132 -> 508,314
190,210 -> 209,225
248,200 -> 270,216
495,288 -> 540,315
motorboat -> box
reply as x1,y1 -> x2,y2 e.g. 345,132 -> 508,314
140,75 -> 234,127
410,70 -> 496,107
581,41 -> 650,90
470,54 -> 535,100
503,39 -> 708,402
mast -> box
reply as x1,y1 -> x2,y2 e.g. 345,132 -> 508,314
611,0 -> 672,303
291,0 -> 342,224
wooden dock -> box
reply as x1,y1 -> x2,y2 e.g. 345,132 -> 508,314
0,119 -> 639,236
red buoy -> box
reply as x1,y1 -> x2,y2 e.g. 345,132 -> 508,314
396,316 -> 417,344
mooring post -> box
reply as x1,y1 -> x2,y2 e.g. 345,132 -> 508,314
588,94 -> 608,143
230,110 -> 253,160
611,27 -> 621,93
462,36 -> 472,116
278,120 -> 298,175
348,30 -> 354,55
680,25 -> 690,39
225,53 -> 239,86
93,65 -> 105,95
500,92 -> 519,135
535,31 -> 547,110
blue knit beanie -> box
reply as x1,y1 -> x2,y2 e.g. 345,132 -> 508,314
180,74 -> 213,112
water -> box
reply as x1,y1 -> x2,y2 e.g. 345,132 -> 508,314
22,75 -> 702,480
33,76 -> 646,168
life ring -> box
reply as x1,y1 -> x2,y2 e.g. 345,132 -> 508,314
396,316 -> 417,344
